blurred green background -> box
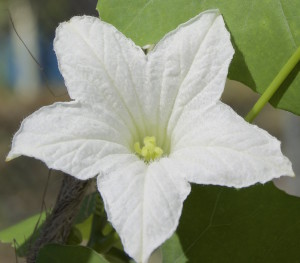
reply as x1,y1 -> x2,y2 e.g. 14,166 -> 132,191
0,0 -> 299,262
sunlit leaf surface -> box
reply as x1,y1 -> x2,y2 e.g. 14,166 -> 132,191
97,0 -> 300,115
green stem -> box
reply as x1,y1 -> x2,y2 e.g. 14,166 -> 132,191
245,46 -> 300,123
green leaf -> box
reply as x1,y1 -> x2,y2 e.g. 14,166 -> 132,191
66,226 -> 83,245
162,234 -> 187,263
36,244 -> 110,263
76,214 -> 93,240
71,192 -> 97,241
97,0 -> 300,115
0,212 -> 46,246
74,192 -> 97,224
177,183 -> 300,262
0,212 -> 46,256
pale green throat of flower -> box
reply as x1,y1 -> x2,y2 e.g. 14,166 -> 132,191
134,136 -> 163,162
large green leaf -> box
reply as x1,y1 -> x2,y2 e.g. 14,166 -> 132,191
97,0 -> 300,115
36,244 -> 109,263
176,183 -> 300,262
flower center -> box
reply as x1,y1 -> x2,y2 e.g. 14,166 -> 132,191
134,136 -> 163,162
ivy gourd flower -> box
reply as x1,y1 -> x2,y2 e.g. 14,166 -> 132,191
7,10 -> 294,263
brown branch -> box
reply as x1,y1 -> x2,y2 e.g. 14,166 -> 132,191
26,173 -> 90,263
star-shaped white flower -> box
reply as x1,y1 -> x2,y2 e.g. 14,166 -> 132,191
7,9 -> 293,263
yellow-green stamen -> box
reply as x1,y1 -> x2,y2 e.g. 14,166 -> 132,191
134,136 -> 163,162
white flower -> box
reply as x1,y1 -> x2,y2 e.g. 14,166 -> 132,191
7,9 -> 293,263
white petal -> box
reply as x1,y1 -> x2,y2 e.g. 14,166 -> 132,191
171,102 -> 294,188
7,101 -> 133,180
54,16 -> 148,139
97,158 -> 190,263
146,10 -> 234,145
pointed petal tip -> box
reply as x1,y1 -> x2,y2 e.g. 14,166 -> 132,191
284,159 -> 295,178
287,171 -> 296,178
5,152 -> 17,162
